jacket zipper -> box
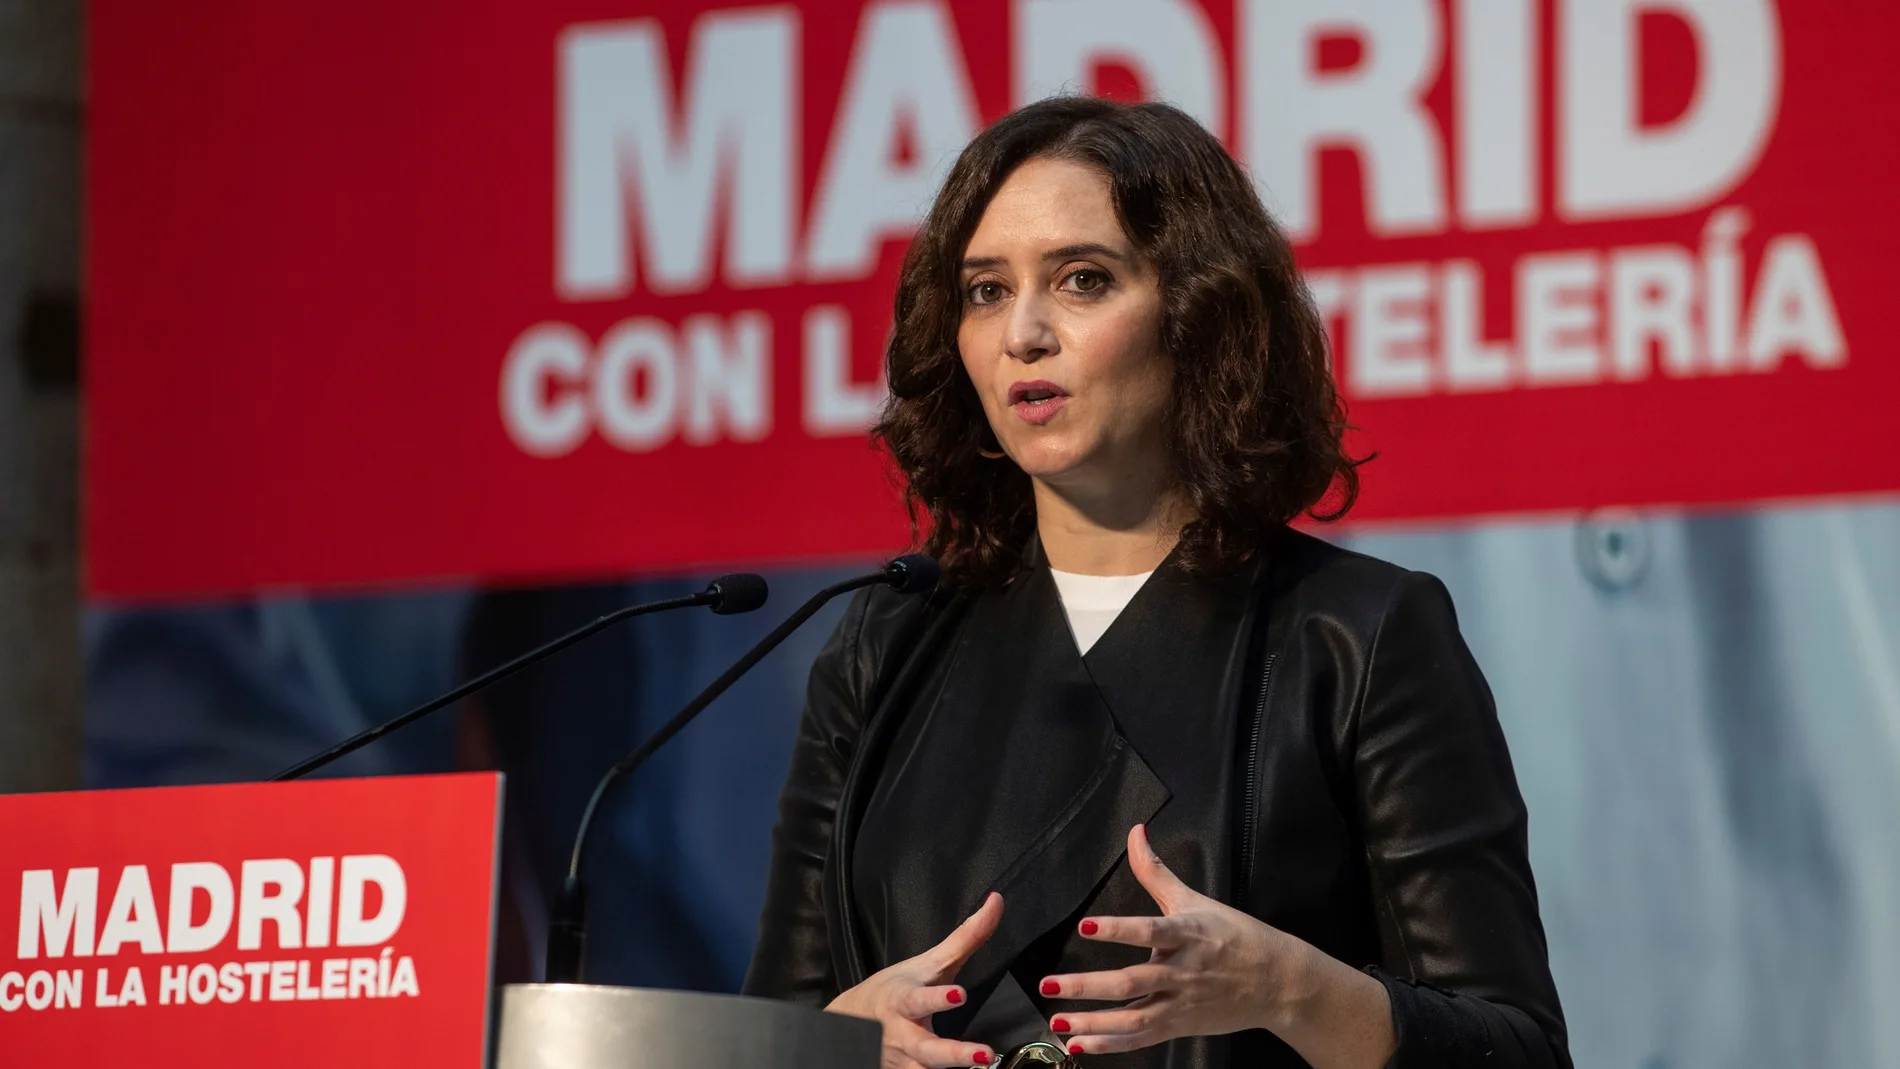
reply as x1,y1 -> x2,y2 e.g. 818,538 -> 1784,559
1235,652 -> 1276,905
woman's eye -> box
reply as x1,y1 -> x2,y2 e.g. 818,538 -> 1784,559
1065,269 -> 1108,294
968,281 -> 1004,305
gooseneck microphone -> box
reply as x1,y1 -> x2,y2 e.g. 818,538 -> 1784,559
544,554 -> 941,983
271,573 -> 771,781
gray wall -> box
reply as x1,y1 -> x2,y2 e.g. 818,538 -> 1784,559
1348,503 -> 1900,1069
0,0 -> 80,792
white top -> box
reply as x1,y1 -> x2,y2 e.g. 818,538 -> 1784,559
1049,568 -> 1155,654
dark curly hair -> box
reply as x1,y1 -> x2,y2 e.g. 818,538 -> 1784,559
873,96 -> 1361,589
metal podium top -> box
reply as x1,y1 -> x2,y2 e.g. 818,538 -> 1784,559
493,982 -> 882,1069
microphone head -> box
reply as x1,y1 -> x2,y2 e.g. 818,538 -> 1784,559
705,573 -> 769,614
884,554 -> 941,596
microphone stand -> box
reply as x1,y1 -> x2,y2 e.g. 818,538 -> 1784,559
544,555 -> 939,982
272,574 -> 768,781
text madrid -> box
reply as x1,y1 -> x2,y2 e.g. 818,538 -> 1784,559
4,856 -> 418,1013
498,2 -> 1837,457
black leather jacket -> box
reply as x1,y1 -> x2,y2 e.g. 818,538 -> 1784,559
744,529 -> 1569,1069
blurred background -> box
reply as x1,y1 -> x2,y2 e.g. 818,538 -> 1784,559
7,2 -> 1900,1067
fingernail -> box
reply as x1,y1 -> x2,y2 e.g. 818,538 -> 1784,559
1068,1043 -> 1085,1055
1079,919 -> 1099,936
947,988 -> 964,1005
1052,1017 -> 1071,1033
1041,979 -> 1061,996
973,1051 -> 993,1065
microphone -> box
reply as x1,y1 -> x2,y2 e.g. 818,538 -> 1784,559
270,573 -> 770,781
543,554 -> 941,982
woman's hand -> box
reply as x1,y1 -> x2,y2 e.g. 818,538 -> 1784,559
827,891 -> 1005,1069
1040,826 -> 1394,1069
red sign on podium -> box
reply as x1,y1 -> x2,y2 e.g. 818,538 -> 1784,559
0,773 -> 502,1067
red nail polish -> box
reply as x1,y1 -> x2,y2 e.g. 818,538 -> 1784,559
1079,919 -> 1099,936
973,1052 -> 993,1065
1052,1017 -> 1071,1033
1068,1043 -> 1084,1056
1040,979 -> 1060,996
947,988 -> 963,1005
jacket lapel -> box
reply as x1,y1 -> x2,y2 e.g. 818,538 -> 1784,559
838,551 -> 1170,1005
1079,555 -> 1260,905
828,539 -> 1264,1028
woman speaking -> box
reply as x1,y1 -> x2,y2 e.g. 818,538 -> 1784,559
743,97 -> 1568,1069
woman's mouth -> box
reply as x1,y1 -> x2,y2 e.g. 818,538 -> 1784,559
1008,380 -> 1069,425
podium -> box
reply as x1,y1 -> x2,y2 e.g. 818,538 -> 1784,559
495,984 -> 878,1069
0,774 -> 880,1069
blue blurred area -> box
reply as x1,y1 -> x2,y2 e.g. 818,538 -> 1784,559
85,565 -> 868,993
86,501 -> 1900,1069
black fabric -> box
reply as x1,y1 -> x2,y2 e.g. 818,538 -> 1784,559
1368,967 -> 1494,1067
851,545 -> 1254,1067
743,528 -> 1570,1069
850,558 -> 1170,1015
1005,547 -> 1256,1069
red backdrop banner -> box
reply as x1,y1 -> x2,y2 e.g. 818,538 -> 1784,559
87,0 -> 1900,599
0,774 -> 500,1066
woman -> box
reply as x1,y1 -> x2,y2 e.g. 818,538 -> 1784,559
743,97 -> 1568,1069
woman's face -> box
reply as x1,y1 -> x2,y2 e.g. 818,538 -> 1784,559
957,157 -> 1172,493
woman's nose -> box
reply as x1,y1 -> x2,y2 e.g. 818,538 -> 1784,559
1004,291 -> 1058,364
